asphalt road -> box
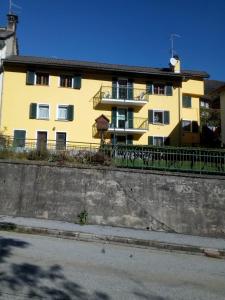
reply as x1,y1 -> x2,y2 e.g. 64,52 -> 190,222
0,231 -> 225,300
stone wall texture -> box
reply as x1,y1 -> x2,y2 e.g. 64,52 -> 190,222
0,161 -> 225,237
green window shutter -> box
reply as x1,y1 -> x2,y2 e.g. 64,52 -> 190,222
13,130 -> 26,147
127,108 -> 133,128
112,77 -> 117,99
111,107 -> 117,127
166,84 -> 173,96
128,79 -> 133,100
192,121 -> 199,133
148,110 -> 153,123
182,95 -> 192,108
29,103 -> 37,119
127,135 -> 133,145
146,82 -> 153,95
26,71 -> 35,85
148,136 -> 153,145
73,75 -> 82,89
67,105 -> 74,121
164,111 -> 170,124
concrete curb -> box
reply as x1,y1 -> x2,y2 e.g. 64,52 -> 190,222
1,223 -> 225,258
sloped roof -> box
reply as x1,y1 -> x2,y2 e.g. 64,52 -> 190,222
3,55 -> 209,79
204,79 -> 225,95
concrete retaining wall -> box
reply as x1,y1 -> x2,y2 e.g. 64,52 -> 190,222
0,161 -> 225,237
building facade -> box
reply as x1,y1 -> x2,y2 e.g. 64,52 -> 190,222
0,55 -> 208,147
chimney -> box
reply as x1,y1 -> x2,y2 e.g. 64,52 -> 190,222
7,14 -> 18,32
173,55 -> 181,73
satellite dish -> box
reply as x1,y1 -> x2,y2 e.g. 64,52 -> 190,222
170,57 -> 177,66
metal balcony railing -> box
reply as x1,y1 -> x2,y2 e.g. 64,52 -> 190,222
93,116 -> 148,137
93,86 -> 149,107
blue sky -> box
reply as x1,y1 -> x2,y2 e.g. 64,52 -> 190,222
1,0 -> 225,80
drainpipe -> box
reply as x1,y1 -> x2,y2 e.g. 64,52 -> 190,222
178,86 -> 181,146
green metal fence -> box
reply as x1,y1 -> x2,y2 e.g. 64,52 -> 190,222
110,144 -> 225,175
0,135 -> 225,175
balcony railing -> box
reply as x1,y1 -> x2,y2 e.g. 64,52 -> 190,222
93,116 -> 148,137
93,86 -> 149,108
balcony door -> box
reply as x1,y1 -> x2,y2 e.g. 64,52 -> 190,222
118,79 -> 128,99
117,108 -> 127,129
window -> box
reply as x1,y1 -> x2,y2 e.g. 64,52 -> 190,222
182,95 -> 192,108
182,120 -> 192,132
148,110 -> 170,125
146,82 -> 173,96
60,75 -> 73,88
154,84 -> 166,95
58,105 -> 68,120
57,105 -> 74,121
13,130 -> 26,147
38,104 -> 49,119
56,132 -> 66,150
36,73 -> 49,85
154,111 -> 163,123
148,136 -> 169,146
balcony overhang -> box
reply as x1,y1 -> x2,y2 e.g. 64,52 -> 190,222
108,127 -> 147,134
101,97 -> 148,107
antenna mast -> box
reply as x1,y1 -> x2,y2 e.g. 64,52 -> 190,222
170,33 -> 181,57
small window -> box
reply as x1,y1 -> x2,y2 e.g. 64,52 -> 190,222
58,105 -> 68,120
182,120 -> 192,132
182,95 -> 192,108
38,104 -> 49,119
153,111 -> 163,124
153,136 -> 164,146
36,73 -> 49,86
60,75 -> 73,88
154,84 -> 166,95
57,105 -> 74,121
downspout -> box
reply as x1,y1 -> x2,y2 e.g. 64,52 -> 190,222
178,86 -> 181,146
0,63 -> 4,131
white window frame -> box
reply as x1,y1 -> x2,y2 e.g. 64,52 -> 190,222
56,104 -> 70,121
153,84 -> 166,95
58,75 -> 73,88
152,136 -> 166,146
35,72 -> 50,86
37,103 -> 50,120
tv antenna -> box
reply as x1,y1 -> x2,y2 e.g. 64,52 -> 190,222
9,0 -> 22,14
170,33 -> 181,57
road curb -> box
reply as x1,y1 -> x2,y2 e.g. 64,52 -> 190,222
1,223 -> 225,258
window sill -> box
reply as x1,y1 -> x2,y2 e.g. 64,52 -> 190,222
36,118 -> 50,121
55,119 -> 70,122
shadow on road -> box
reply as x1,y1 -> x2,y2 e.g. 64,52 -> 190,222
0,235 -> 110,299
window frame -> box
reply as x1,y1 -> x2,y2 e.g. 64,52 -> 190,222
182,120 -> 192,132
56,131 -> 67,150
182,95 -> 192,108
37,103 -> 50,120
57,104 -> 70,121
153,84 -> 166,95
153,110 -> 164,124
59,75 -> 73,88
35,72 -> 50,86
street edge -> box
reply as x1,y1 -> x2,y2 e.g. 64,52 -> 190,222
1,223 -> 225,258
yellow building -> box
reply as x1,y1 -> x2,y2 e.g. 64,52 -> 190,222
0,55 -> 208,148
